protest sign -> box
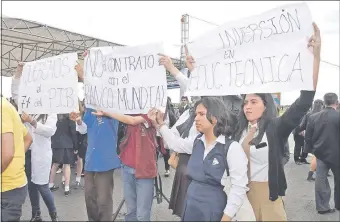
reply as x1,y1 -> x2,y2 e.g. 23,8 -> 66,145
84,43 -> 168,114
18,53 -> 79,114
186,3 -> 314,96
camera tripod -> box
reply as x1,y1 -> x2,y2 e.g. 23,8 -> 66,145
112,174 -> 170,221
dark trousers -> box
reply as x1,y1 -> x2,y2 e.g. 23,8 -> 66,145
294,134 -> 308,162
1,185 -> 27,222
315,159 -> 340,211
84,169 -> 114,221
25,150 -> 57,216
163,149 -> 170,171
29,183 -> 57,215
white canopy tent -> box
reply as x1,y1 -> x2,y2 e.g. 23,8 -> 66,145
1,16 -> 182,89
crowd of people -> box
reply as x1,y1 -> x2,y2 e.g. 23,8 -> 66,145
1,22 -> 339,222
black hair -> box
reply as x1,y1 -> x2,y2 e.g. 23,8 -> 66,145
176,96 -> 242,138
196,97 -> 236,137
233,93 -> 277,146
312,99 -> 323,114
323,93 -> 338,106
35,114 -> 48,124
181,96 -> 189,101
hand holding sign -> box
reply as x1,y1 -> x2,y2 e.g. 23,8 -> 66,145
21,112 -> 33,123
147,108 -> 158,127
308,22 -> 321,59
15,62 -> 25,79
69,111 -> 80,122
184,45 -> 195,72
74,62 -> 84,81
155,109 -> 165,125
158,53 -> 176,72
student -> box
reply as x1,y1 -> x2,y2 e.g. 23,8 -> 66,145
11,62 -> 59,222
151,97 -> 248,221
21,112 -> 59,222
71,63 -> 121,221
1,96 -> 32,222
232,22 -> 321,221
50,114 -> 78,196
91,110 -> 160,221
74,53 -> 162,221
156,54 -> 247,219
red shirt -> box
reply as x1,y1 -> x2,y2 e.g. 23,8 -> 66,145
119,115 -> 159,178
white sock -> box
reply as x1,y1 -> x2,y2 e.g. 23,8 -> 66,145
49,183 -> 54,188
76,176 -> 81,183
65,185 -> 70,192
62,176 -> 65,182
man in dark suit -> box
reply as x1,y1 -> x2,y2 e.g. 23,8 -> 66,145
305,93 -> 340,214
178,96 -> 190,115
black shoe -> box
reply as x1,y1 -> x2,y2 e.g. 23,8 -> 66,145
307,171 -> 315,181
49,212 -> 59,222
295,161 -> 302,165
49,185 -> 59,192
64,190 -> 70,197
300,159 -> 310,164
30,211 -> 42,222
318,209 -> 336,214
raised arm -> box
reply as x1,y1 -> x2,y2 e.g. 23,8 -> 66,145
159,46 -> 194,93
11,62 -> 25,105
277,23 -> 321,138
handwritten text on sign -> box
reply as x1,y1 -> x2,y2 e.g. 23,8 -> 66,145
186,3 -> 314,96
84,43 -> 168,114
18,53 -> 79,114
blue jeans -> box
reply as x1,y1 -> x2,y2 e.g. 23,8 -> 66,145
1,185 -> 27,222
28,182 -> 57,215
121,164 -> 154,221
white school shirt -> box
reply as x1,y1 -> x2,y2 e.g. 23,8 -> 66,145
11,77 -> 58,185
239,123 -> 269,182
199,134 -> 250,219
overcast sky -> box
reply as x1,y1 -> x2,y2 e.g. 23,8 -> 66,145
2,1 -> 339,104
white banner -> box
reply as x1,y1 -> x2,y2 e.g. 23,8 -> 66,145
186,3 -> 314,96
18,53 -> 79,114
84,43 -> 168,114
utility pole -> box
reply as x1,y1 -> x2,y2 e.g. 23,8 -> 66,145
180,14 -> 189,70
179,14 -> 190,100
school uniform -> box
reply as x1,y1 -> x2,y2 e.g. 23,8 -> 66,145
182,134 -> 248,221
234,90 -> 315,221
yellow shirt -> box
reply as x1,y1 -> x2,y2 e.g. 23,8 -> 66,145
1,97 -> 28,192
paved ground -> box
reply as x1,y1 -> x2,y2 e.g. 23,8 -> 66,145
21,135 -> 339,221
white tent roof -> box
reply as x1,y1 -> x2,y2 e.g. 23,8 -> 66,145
1,15 -> 124,77
1,16 -> 183,89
